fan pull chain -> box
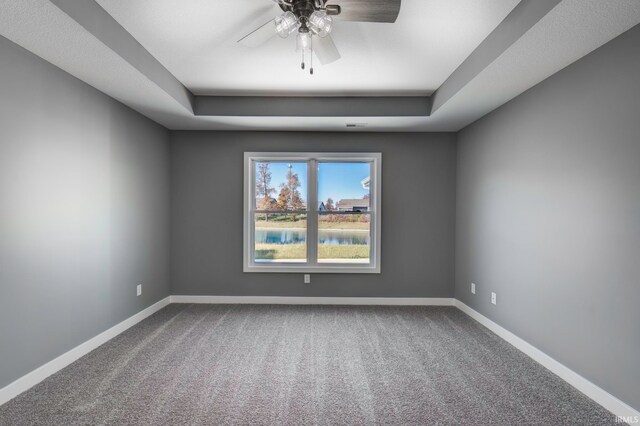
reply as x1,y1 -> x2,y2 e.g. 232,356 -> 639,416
301,49 -> 305,70
310,37 -> 314,75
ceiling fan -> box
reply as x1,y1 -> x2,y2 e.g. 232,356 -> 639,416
237,0 -> 401,74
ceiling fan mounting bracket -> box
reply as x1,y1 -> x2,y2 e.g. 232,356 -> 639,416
279,0 -> 331,19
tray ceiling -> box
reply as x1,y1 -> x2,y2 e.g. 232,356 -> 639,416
95,0 -> 520,96
1,0 -> 639,131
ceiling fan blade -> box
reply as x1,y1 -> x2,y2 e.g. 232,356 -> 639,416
327,0 -> 401,23
314,35 -> 341,65
237,19 -> 277,47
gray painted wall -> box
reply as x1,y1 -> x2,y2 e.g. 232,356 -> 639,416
2,12 -> 638,414
0,36 -> 171,388
170,131 -> 457,298
455,25 -> 640,410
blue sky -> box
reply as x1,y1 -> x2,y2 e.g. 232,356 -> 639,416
256,162 -> 370,206
318,162 -> 370,204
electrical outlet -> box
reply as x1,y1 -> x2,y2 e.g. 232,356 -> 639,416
136,284 -> 142,297
491,292 -> 497,305
304,274 -> 311,284
471,283 -> 476,294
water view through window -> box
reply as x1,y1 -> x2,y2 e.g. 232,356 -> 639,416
317,162 -> 371,263
246,153 -> 380,272
254,213 -> 307,263
253,161 -> 371,264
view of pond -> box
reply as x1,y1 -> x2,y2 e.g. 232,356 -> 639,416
255,229 -> 369,245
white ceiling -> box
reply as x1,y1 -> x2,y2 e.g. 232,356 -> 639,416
1,1 -> 639,131
95,0 -> 519,96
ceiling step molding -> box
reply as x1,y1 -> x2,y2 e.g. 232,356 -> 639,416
431,0 -> 562,114
194,96 -> 431,117
50,0 -> 194,113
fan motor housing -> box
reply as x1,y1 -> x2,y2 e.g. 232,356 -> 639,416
279,0 -> 341,19
281,0 -> 317,19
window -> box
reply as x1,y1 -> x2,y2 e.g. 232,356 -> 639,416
244,152 -> 381,273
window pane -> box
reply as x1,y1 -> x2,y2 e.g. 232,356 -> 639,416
318,213 -> 370,264
317,162 -> 371,212
255,213 -> 307,263
255,161 -> 307,211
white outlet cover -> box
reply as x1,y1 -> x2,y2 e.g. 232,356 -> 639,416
304,274 -> 311,284
136,284 -> 142,296
471,283 -> 476,294
491,292 -> 497,305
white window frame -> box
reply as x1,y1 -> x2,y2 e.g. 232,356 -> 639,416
244,152 -> 381,274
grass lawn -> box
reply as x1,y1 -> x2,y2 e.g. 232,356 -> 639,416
255,220 -> 369,230
255,243 -> 370,260
318,244 -> 370,259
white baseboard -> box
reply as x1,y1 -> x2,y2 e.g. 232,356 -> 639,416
0,296 -> 171,407
454,300 -> 640,423
170,295 -> 455,306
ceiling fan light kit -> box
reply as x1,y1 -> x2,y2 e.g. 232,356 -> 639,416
238,0 -> 401,74
296,30 -> 312,52
308,11 -> 333,38
275,11 -> 298,38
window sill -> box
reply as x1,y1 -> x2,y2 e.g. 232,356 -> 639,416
243,264 -> 381,274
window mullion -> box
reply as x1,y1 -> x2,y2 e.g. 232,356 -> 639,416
307,159 -> 318,266
249,160 -> 256,267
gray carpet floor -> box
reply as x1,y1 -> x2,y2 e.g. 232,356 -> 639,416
0,304 -> 617,425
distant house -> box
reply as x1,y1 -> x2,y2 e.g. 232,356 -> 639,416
336,199 -> 369,212
318,201 -> 327,211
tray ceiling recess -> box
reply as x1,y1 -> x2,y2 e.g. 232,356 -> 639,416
1,0 -> 639,131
